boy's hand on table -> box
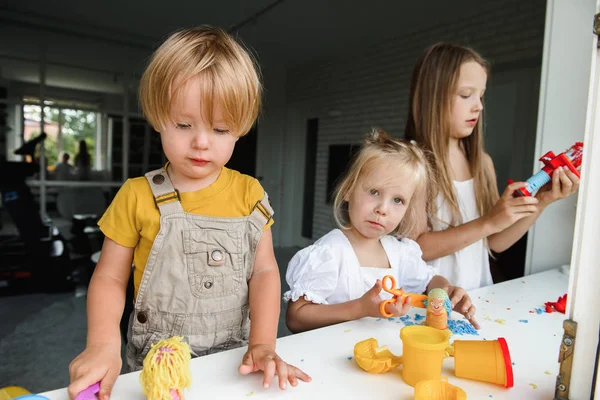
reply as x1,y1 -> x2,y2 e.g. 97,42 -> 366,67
239,344 -> 312,390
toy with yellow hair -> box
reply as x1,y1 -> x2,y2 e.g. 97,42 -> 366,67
139,336 -> 192,400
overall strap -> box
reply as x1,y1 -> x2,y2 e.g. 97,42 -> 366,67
249,191 -> 274,229
144,168 -> 184,215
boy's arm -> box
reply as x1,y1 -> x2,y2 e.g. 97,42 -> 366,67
68,237 -> 134,399
242,228 -> 312,390
247,228 -> 280,348
86,237 -> 134,347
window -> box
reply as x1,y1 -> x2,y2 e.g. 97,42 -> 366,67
23,100 -> 97,170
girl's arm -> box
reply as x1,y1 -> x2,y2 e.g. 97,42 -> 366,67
415,154 -> 539,260
286,280 -> 411,333
286,297 -> 365,334
415,215 -> 497,262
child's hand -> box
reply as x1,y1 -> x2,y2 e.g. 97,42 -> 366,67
535,166 -> 580,206
239,344 -> 312,390
447,286 -> 481,330
68,343 -> 122,400
359,280 -> 412,318
485,181 -> 539,233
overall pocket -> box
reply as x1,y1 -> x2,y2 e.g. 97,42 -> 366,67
183,228 -> 244,298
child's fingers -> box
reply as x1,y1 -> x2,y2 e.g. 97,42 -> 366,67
370,279 -> 383,294
68,375 -> 100,400
398,297 -> 412,315
449,288 -> 465,308
502,181 -> 528,198
275,359 -> 289,390
507,196 -> 539,206
238,353 -> 255,375
99,371 -> 119,400
558,167 -> 574,196
288,372 -> 299,387
552,168 -> 561,198
465,305 -> 480,329
563,168 -> 580,186
510,204 -> 538,214
262,359 -> 276,389
292,365 -> 312,383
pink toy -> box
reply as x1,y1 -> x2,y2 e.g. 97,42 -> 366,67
74,382 -> 99,400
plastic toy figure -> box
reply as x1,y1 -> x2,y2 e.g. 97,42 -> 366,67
425,288 -> 452,331
139,336 -> 192,400
513,142 -> 583,197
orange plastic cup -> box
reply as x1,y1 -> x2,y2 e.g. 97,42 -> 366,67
453,338 -> 514,387
399,325 -> 450,387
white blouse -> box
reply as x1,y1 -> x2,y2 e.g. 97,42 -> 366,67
283,229 -> 435,305
430,179 -> 493,290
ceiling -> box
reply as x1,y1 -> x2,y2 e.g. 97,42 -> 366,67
0,0 -> 507,93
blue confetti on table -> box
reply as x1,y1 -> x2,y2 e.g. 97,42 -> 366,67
447,319 -> 479,335
347,356 -> 353,361
519,319 -> 529,323
388,317 -> 395,321
535,308 -> 545,314
400,315 -> 411,322
376,318 -> 381,321
414,314 -> 425,321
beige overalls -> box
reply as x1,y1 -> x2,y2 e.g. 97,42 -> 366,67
125,167 -> 273,372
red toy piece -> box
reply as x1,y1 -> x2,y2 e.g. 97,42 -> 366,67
544,294 -> 567,314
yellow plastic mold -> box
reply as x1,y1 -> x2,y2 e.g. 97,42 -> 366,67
414,377 -> 467,400
353,338 -> 402,374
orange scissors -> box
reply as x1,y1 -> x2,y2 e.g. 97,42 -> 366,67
379,275 -> 428,318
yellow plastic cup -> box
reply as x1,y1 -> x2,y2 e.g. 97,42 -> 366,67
399,325 -> 450,387
414,376 -> 467,400
453,338 -> 514,387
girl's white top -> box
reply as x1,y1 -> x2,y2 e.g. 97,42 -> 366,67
283,229 -> 435,305
430,179 -> 493,290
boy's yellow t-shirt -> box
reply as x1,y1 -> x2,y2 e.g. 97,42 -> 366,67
98,167 -> 274,298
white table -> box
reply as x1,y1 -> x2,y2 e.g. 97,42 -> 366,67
41,269 -> 568,399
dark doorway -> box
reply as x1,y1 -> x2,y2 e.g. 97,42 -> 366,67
227,124 -> 257,178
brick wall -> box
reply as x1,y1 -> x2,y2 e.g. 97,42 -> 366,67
285,0 -> 547,240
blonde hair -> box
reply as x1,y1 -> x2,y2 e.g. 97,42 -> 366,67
139,336 -> 191,400
333,129 -> 434,239
139,25 -> 262,136
405,42 -> 498,228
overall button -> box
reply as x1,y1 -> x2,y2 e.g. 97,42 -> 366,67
152,174 -> 165,185
204,281 -> 213,289
137,311 -> 148,323
211,250 -> 224,262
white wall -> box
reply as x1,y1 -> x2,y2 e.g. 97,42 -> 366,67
526,0 -> 598,275
281,0 -> 547,244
